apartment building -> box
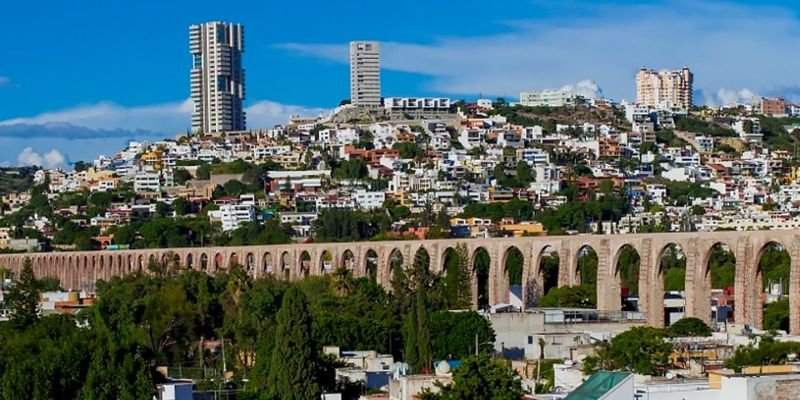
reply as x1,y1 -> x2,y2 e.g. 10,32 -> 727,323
133,172 -> 161,193
519,89 -> 578,107
217,204 -> 255,231
350,41 -> 381,108
190,21 -> 246,134
383,97 -> 450,113
635,67 -> 693,109
755,97 -> 787,117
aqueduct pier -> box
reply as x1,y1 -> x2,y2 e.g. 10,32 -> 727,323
1,230 -> 798,333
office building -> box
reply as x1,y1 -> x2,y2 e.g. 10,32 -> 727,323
190,21 -> 246,135
636,67 -> 693,109
350,41 -> 381,107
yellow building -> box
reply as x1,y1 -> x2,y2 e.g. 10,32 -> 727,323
498,221 -> 545,237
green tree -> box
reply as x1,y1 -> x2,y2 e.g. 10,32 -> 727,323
515,161 -> 534,187
171,197 -> 191,216
421,354 -> 523,400
443,245 -> 472,309
429,311 -> 495,360
725,334 -> 800,371
764,298 -> 789,332
539,285 -> 596,308
668,317 -> 712,337
173,168 -> 192,185
582,327 -> 673,376
196,163 -> 211,180
7,257 -> 40,328
266,287 -> 320,400
403,289 -> 433,373
393,142 -> 423,159
223,179 -> 246,197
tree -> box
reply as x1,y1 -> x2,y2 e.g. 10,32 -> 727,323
668,317 -> 712,337
691,204 -> 706,216
172,197 -> 191,216
764,298 -> 789,332
196,163 -> 211,180
539,285 -> 596,308
266,287 -> 320,399
515,161 -> 534,187
429,311 -> 495,360
155,201 -> 169,218
421,354 -> 523,400
7,257 -> 40,328
393,142 -> 423,159
403,289 -> 433,373
582,327 -> 673,376
173,168 -> 192,185
725,334 -> 800,371
223,179 -> 246,197
73,160 -> 90,172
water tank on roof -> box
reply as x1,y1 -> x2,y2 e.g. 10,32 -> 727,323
435,361 -> 451,376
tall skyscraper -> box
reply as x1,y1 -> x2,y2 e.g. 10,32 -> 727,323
190,22 -> 246,135
349,41 -> 381,108
636,67 -> 693,109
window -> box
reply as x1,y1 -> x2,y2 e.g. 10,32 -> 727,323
527,336 -> 533,345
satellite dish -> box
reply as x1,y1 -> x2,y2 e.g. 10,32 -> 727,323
665,372 -> 675,380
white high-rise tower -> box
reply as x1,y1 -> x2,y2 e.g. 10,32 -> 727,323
190,22 -> 246,135
349,41 -> 381,108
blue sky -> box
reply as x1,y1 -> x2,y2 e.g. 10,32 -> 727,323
1,0 -> 799,166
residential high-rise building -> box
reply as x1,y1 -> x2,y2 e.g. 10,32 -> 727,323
349,41 -> 381,108
190,22 -> 246,135
636,67 -> 693,109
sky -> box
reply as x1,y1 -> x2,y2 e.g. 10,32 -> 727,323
1,0 -> 799,167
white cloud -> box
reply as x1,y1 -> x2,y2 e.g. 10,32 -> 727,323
17,147 -> 66,168
0,76 -> 9,87
246,100 -> 329,128
0,99 -> 328,165
279,1 -> 800,104
0,99 -> 327,135
559,80 -> 604,99
0,99 -> 193,133
711,88 -> 760,107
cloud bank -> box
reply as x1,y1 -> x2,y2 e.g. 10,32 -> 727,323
278,1 -> 800,104
0,99 -> 328,166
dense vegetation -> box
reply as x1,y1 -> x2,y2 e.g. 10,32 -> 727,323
0,253 -> 500,399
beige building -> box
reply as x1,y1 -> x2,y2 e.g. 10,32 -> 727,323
636,67 -> 693,109
190,21 -> 246,134
350,41 -> 381,108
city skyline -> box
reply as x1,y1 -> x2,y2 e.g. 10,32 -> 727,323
1,0 -> 800,165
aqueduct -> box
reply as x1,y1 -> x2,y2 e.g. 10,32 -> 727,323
1,230 -> 798,333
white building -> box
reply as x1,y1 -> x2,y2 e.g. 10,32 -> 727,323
383,98 -> 450,112
350,41 -> 381,108
133,172 -> 161,193
519,89 -> 578,107
217,204 -> 255,231
353,190 -> 385,210
189,21 -> 246,134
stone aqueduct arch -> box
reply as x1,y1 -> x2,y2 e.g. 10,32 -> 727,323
1,231 -> 799,332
